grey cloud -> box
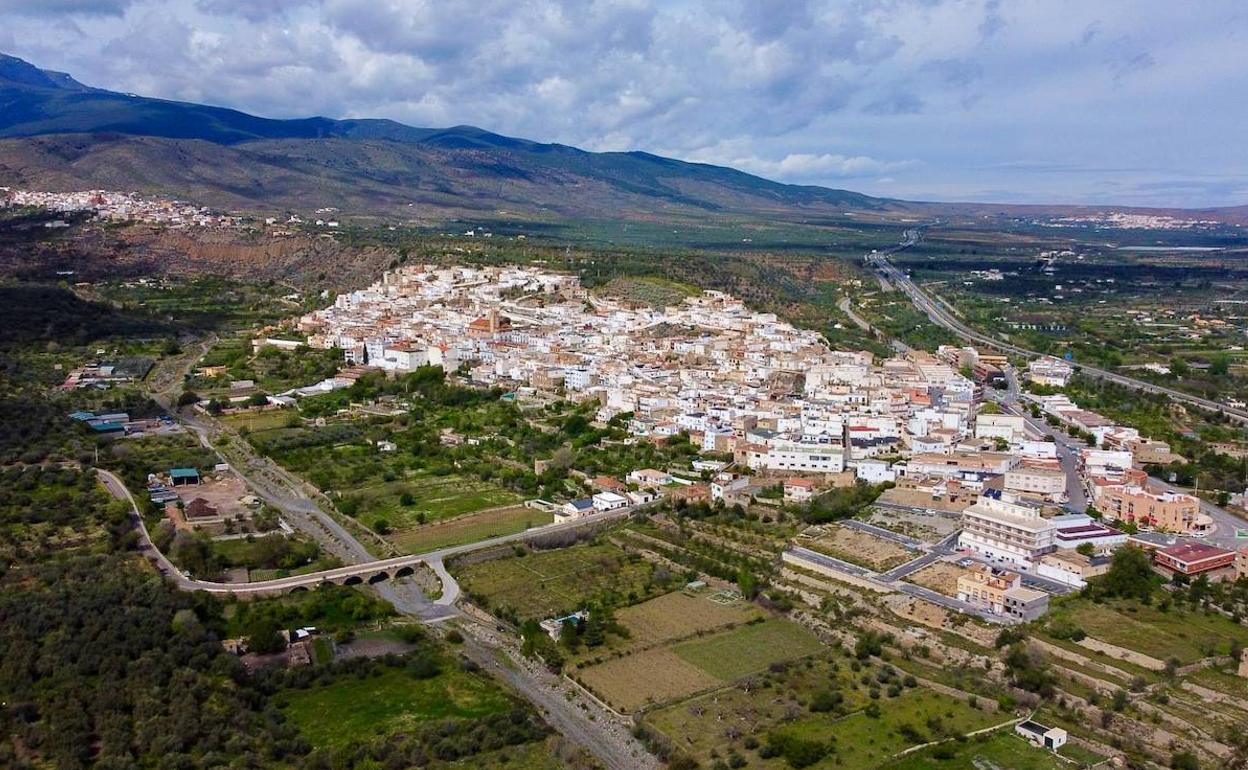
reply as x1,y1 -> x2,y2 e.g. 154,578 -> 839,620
735,0 -> 811,42
978,0 -> 1004,39
2,0 -> 1245,207
194,0 -> 318,21
863,91 -> 923,115
924,58 -> 982,88
0,0 -> 132,15
1079,21 -> 1102,46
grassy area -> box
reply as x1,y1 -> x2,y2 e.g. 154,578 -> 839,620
1047,597 -> 1248,664
645,648 -> 1003,770
768,689 -> 1002,770
448,739 -> 573,769
221,409 -> 298,432
346,472 -> 523,532
455,542 -> 662,622
391,505 -> 553,553
884,730 -> 1089,770
598,275 -> 700,307
673,619 -> 823,681
279,666 -> 512,750
1187,664 -> 1248,698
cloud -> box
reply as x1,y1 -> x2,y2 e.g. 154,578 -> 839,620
194,0 -> 317,21
706,150 -> 916,182
2,0 -> 132,15
0,0 -> 1246,206
863,91 -> 924,115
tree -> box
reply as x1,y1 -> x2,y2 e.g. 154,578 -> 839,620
736,568 -> 759,599
1076,542 -> 1096,557
176,390 -> 200,407
1210,353 -> 1231,378
1170,357 -> 1190,378
1092,546 -> 1157,601
244,616 -> 286,654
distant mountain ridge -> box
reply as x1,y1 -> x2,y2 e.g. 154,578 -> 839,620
0,53 -> 894,222
1,53 -> 1245,226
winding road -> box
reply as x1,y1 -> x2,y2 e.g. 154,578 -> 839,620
102,464 -> 636,600
865,244 -> 1248,424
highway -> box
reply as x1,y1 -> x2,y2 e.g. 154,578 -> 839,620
865,244 -> 1248,425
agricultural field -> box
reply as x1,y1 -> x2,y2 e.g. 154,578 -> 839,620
345,472 -> 524,534
1188,664 -> 1248,699
577,648 -> 723,712
392,505 -> 554,553
1043,597 -> 1248,664
278,663 -> 513,750
576,618 -> 823,713
0,466 -> 123,562
220,408 -> 298,433
645,645 -> 1004,769
672,619 -> 823,680
805,524 -> 912,571
613,590 -> 763,649
454,542 -> 666,622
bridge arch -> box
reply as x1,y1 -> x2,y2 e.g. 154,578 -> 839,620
395,565 -> 415,578
367,571 -> 390,584
343,575 -> 363,586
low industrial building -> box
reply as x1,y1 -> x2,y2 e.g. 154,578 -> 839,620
1153,542 -> 1236,578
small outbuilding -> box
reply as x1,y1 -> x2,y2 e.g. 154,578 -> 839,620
170,467 -> 200,486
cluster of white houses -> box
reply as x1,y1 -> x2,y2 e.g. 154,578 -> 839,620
296,265 -> 1247,603
298,266 -> 996,487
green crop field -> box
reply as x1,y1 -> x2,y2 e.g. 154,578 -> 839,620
279,666 -> 512,750
454,543 -> 659,621
392,505 -> 554,553
221,409 -> 297,432
673,619 -> 824,681
347,473 -> 524,532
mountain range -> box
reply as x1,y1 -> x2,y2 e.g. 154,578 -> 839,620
1,53 -> 1244,227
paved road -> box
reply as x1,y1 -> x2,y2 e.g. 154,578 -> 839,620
140,349 -> 654,767
101,466 -> 637,597
1150,477 -> 1248,549
997,393 -> 1090,513
789,545 -> 877,578
1000,391 -> 1248,545
879,530 -> 960,581
787,545 -> 1012,623
866,246 -> 1248,425
837,295 -> 909,354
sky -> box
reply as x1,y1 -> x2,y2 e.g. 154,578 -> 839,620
3,0 -> 1246,208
